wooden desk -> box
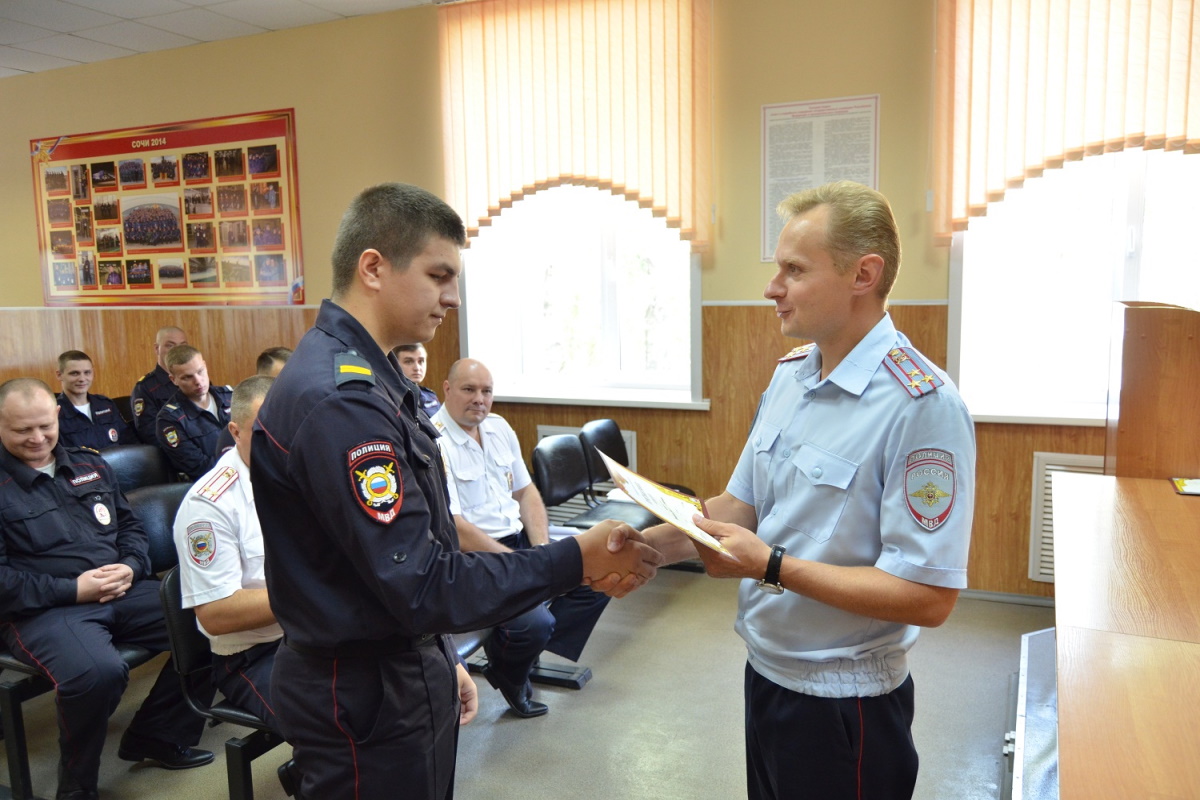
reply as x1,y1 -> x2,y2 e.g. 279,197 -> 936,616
1052,472 -> 1200,799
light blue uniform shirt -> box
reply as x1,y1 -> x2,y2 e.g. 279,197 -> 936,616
727,314 -> 975,698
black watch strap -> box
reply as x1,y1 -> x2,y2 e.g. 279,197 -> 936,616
763,544 -> 786,586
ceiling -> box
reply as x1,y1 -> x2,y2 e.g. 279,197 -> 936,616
0,0 -> 441,79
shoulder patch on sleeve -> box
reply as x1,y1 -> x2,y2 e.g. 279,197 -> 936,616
335,350 -> 376,387
904,449 -> 957,530
882,348 -> 943,398
348,440 -> 403,524
779,343 -> 815,363
187,521 -> 216,567
133,397 -> 145,417
197,466 -> 239,501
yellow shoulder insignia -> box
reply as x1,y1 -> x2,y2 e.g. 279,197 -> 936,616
433,419 -> 445,431
335,350 -> 375,387
882,348 -> 943,398
79,446 -> 101,455
164,403 -> 179,411
197,466 -> 239,501
779,343 -> 816,363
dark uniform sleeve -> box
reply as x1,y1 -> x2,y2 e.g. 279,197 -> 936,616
0,538 -> 78,619
156,406 -> 212,480
114,410 -> 139,446
286,391 -> 582,637
129,381 -> 160,445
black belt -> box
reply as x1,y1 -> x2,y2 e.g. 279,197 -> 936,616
284,633 -> 438,659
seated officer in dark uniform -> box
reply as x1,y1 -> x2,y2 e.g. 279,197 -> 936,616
54,350 -> 137,451
394,343 -> 441,415
130,325 -> 188,445
155,344 -> 232,481
251,182 -> 664,800
0,378 -> 214,800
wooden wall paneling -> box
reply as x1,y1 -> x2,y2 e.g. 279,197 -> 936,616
970,422 -> 1104,598
0,307 -> 317,398
889,303 -> 948,367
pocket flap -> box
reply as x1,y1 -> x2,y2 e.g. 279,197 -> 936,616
792,444 -> 857,490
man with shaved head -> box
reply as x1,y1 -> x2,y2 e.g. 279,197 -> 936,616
130,325 -> 188,444
0,378 -> 212,800
432,359 -> 611,718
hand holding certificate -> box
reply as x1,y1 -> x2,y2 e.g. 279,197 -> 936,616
596,450 -> 736,558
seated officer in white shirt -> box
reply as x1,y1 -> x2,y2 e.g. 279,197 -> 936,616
432,359 -> 609,719
172,375 -> 312,798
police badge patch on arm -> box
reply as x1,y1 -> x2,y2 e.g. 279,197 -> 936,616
904,448 -> 956,530
348,440 -> 404,523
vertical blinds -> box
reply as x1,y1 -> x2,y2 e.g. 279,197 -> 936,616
439,0 -> 712,249
933,0 -> 1200,238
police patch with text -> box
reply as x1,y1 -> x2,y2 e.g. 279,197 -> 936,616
348,440 -> 404,524
904,448 -> 956,531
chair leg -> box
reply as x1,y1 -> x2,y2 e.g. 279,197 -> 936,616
0,678 -> 48,800
225,738 -> 256,800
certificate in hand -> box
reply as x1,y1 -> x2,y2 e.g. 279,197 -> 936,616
596,450 -> 734,557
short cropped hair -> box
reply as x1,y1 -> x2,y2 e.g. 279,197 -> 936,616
230,375 -> 273,425
777,181 -> 901,298
394,344 -> 425,354
57,350 -> 92,371
0,378 -> 54,417
330,183 -> 466,297
165,344 -> 202,371
256,347 -> 293,375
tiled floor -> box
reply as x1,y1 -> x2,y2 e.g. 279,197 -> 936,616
1,570 -> 1054,799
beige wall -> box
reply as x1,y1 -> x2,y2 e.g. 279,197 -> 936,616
0,0 -> 946,308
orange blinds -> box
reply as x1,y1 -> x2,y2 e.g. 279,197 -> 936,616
933,0 -> 1200,238
439,0 -> 712,249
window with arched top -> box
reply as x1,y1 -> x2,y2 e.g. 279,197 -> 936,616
460,184 -> 702,408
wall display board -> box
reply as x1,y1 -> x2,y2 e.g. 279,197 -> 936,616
761,95 -> 879,261
30,109 -> 303,306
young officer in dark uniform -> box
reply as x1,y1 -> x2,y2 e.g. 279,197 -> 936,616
129,326 -> 188,444
54,350 -> 137,451
0,379 -> 213,800
155,345 -> 232,481
251,183 -> 663,800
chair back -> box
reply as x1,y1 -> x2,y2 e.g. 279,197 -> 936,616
578,419 -> 627,485
112,394 -> 133,424
101,443 -> 171,492
531,434 -> 592,507
157,566 -> 226,728
127,482 -> 191,573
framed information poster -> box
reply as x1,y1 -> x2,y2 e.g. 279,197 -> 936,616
30,109 -> 303,306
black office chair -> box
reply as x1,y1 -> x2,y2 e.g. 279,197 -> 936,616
0,483 -> 185,799
578,418 -> 697,498
111,395 -> 134,425
159,566 -> 285,800
531,434 -> 659,530
100,443 -> 173,492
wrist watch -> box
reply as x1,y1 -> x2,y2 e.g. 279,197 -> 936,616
756,544 -> 786,594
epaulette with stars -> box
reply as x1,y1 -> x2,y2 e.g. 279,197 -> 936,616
881,347 -> 943,398
778,343 -> 816,362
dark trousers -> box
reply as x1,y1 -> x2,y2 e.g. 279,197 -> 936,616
212,640 -> 283,739
487,531 -> 610,688
272,636 -> 459,800
744,664 -> 918,800
1,579 -> 210,792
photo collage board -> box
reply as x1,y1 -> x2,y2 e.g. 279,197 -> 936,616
31,109 -> 303,306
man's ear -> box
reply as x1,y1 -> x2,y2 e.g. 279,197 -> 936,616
228,419 -> 242,444
850,253 -> 884,297
443,380 -> 451,394
358,249 -> 388,292
54,370 -> 63,382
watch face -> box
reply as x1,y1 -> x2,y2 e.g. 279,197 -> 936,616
756,580 -> 784,595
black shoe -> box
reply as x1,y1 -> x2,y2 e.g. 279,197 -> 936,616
117,732 -> 215,770
56,790 -> 98,800
481,665 -> 548,718
278,757 -> 304,798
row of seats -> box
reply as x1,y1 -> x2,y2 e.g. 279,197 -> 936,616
532,418 -> 696,532
0,444 -> 491,800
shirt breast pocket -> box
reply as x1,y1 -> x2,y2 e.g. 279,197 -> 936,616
751,423 -> 782,490
452,460 -> 490,512
0,496 -> 72,551
784,443 -> 859,544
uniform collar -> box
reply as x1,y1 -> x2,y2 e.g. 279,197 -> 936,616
0,444 -> 82,491
430,406 -> 479,447
315,299 -> 414,411
801,314 -> 898,397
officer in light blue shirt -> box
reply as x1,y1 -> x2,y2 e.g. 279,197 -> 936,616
626,181 -> 976,800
